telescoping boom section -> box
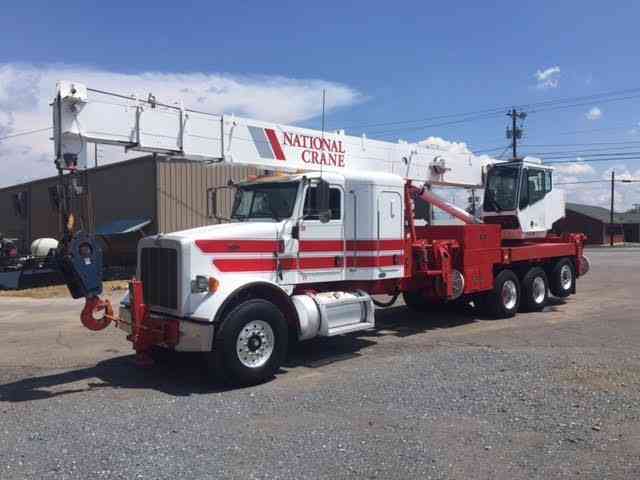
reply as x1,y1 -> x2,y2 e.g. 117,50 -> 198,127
51,81 -> 588,386
53,81 -> 483,187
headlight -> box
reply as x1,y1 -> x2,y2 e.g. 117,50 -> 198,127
191,275 -> 219,294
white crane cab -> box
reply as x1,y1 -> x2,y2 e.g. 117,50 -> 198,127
482,160 -> 565,240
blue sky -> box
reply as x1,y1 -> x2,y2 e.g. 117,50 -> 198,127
1,1 -> 639,208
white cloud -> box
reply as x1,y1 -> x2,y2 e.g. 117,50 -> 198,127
419,136 -> 494,166
0,63 -> 362,187
554,162 -> 596,176
556,164 -> 638,211
585,106 -> 602,121
535,66 -> 560,89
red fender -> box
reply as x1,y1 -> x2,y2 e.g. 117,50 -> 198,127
81,297 -> 114,331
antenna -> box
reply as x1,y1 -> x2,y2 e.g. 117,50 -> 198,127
321,89 -> 326,136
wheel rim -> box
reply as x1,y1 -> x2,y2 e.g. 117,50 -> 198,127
532,276 -> 546,304
501,280 -> 518,310
560,265 -> 572,290
236,320 -> 275,369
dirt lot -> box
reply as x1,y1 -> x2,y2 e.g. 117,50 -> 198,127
1,249 -> 639,479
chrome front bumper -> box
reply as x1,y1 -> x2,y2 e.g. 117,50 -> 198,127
117,306 -> 214,352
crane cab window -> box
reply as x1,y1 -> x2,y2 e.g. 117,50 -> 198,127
520,168 -> 552,209
304,186 -> 342,220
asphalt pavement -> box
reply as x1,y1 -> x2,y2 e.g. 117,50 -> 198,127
1,249 -> 639,479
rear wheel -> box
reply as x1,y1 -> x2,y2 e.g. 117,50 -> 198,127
210,299 -> 288,386
549,258 -> 575,298
520,267 -> 549,312
484,269 -> 520,318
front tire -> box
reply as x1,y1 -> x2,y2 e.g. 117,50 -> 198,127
211,299 -> 288,386
520,267 -> 549,312
402,290 -> 429,312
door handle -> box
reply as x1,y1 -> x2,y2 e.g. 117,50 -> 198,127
334,256 -> 344,267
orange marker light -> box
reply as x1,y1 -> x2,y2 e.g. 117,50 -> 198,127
208,277 -> 220,293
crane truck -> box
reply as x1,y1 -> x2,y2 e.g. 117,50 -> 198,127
51,81 -> 588,385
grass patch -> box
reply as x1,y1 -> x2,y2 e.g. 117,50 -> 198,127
0,280 -> 129,299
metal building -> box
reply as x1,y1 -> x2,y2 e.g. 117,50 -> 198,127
552,202 -> 628,245
0,155 -> 260,264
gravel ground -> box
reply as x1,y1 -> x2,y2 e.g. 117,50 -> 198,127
1,249 -> 639,479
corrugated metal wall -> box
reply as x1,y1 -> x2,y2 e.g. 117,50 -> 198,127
1,156 -> 260,257
88,156 -> 157,233
0,184 -> 30,253
156,160 -> 260,233
30,177 -> 62,243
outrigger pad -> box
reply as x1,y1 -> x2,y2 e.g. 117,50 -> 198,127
56,232 -> 103,299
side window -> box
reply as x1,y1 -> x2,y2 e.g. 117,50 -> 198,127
545,171 -> 553,193
527,169 -> 546,205
304,186 -> 342,220
519,170 -> 529,209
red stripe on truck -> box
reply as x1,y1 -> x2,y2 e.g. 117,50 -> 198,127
212,254 -> 404,272
197,239 -> 405,254
195,240 -> 280,253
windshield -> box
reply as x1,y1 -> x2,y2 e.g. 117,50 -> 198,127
484,165 -> 520,212
231,182 -> 299,221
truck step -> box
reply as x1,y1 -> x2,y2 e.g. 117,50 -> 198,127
325,320 -> 375,337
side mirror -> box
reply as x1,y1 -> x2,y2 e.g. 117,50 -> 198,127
207,185 -> 235,222
318,210 -> 331,224
316,179 -> 331,224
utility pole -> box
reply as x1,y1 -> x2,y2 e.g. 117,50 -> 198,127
610,170 -> 615,246
506,108 -> 527,161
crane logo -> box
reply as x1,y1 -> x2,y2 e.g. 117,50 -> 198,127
248,126 -> 286,161
248,126 -> 347,168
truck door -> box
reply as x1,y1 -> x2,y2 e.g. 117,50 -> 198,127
518,167 -> 551,234
297,184 -> 345,284
377,190 -> 404,278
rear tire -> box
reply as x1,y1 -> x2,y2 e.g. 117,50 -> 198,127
549,258 -> 575,298
520,267 -> 549,312
210,299 -> 288,387
485,269 -> 520,318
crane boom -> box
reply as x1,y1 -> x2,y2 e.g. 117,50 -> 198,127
53,81 -> 486,188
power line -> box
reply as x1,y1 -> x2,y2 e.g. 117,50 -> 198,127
337,85 -> 640,133
528,92 -> 640,115
365,111 -> 506,137
0,127 -> 52,141
520,140 -> 640,148
545,156 -> 640,164
557,179 -> 640,185
523,145 -> 640,157
529,151 -> 640,161
556,125 -> 636,136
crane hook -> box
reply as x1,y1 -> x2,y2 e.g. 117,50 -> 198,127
80,296 -> 114,331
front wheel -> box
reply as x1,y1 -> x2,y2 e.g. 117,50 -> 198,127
211,299 -> 288,386
402,290 -> 429,312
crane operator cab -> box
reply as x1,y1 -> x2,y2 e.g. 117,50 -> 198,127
481,160 -> 565,240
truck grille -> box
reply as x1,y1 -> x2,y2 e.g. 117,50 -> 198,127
140,247 -> 178,310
